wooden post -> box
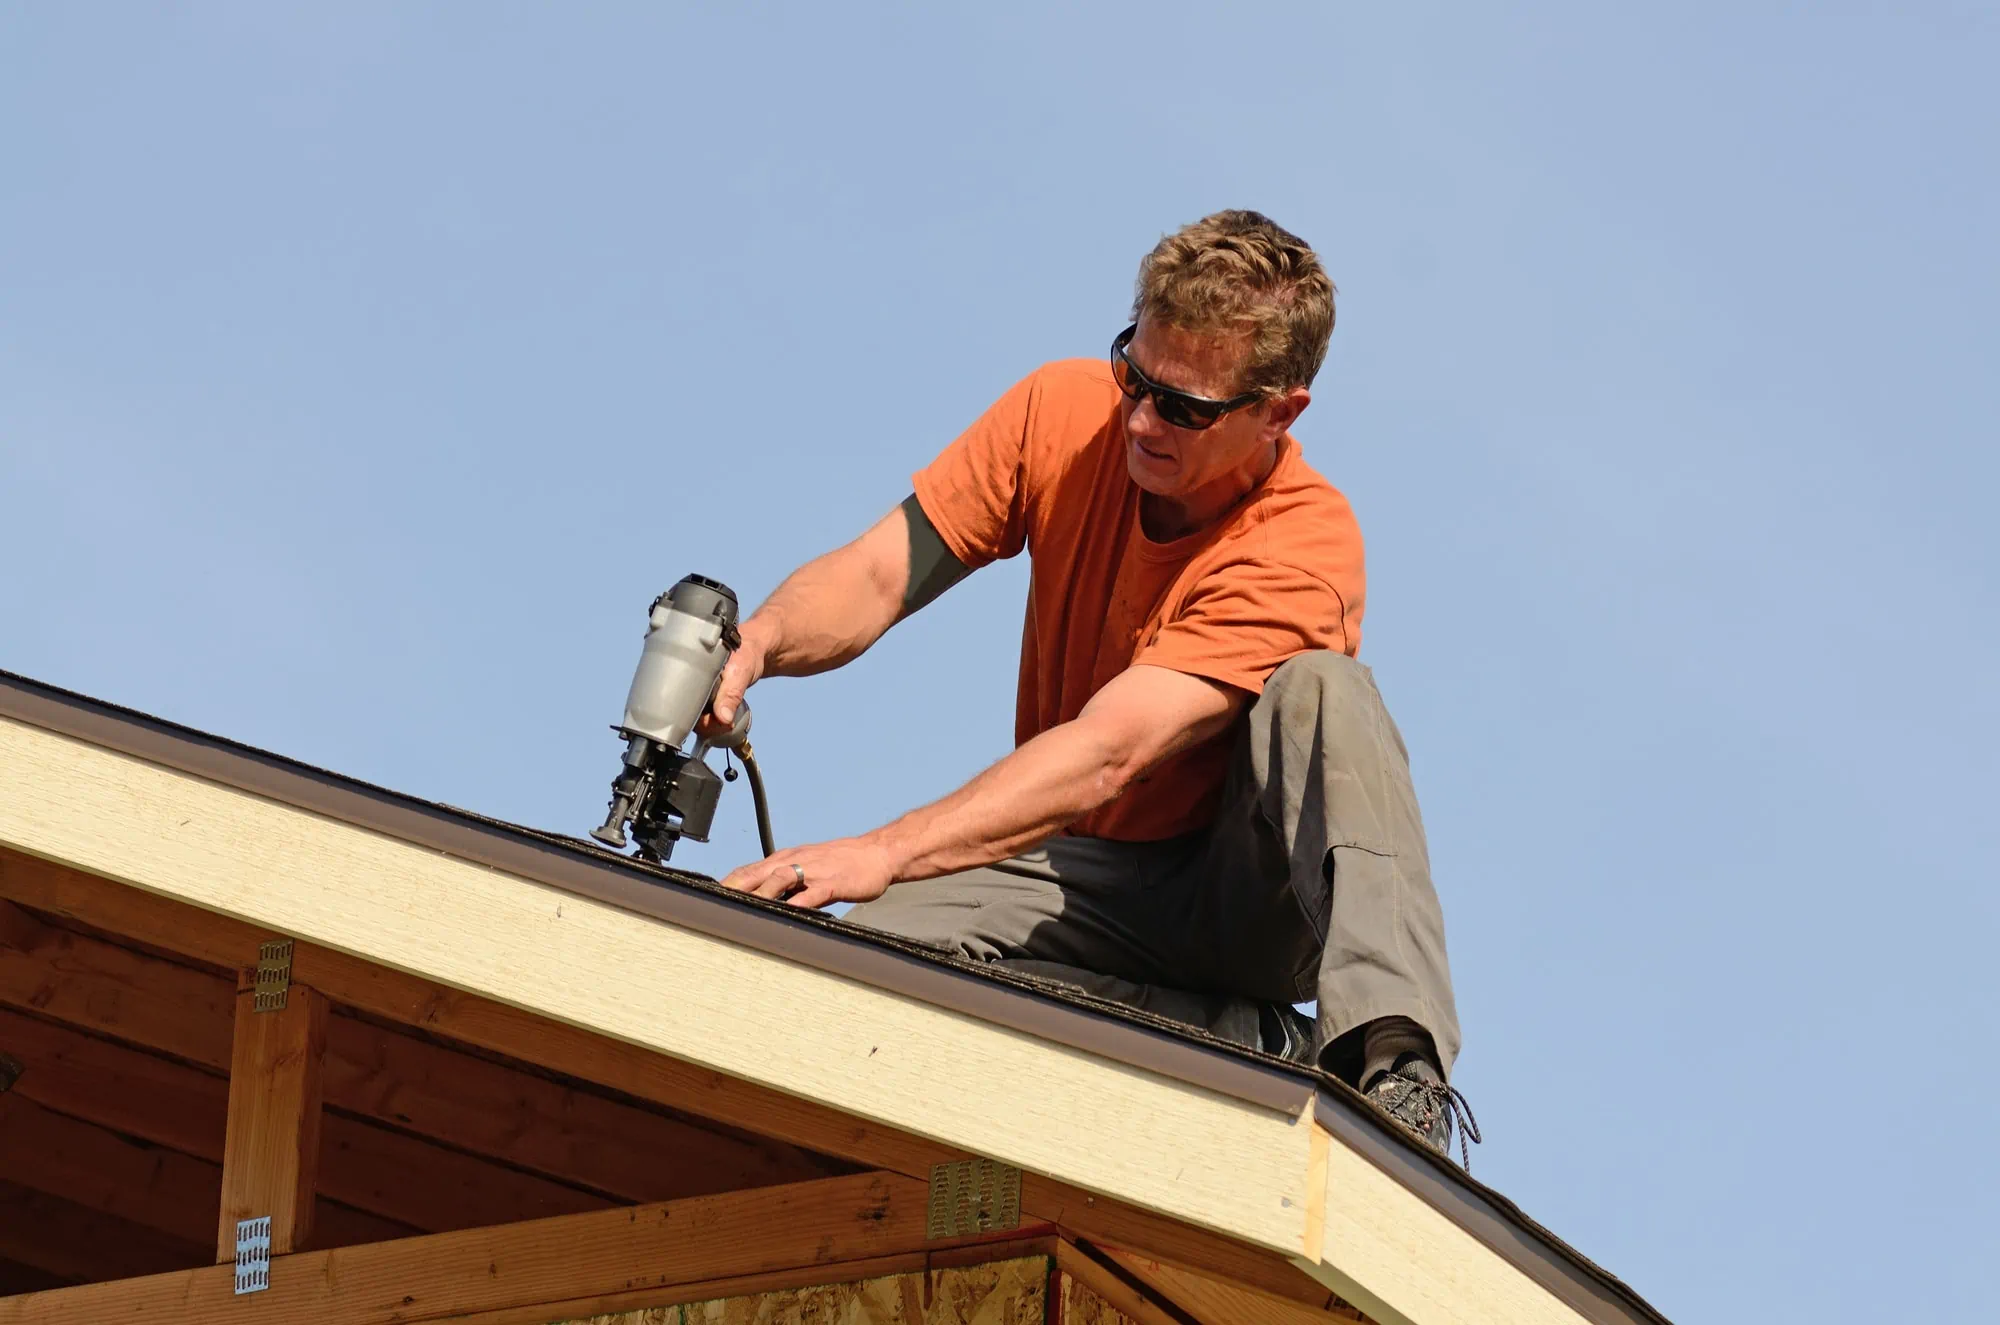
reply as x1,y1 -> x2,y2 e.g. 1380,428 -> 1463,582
215,977 -> 327,1261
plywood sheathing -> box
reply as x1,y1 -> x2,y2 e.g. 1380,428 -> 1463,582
518,1255 -> 1050,1325
1057,1275 -> 1140,1325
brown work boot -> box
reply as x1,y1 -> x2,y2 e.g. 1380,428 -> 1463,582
1363,1054 -> 1482,1170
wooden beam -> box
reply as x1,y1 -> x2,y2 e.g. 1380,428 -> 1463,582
0,1260 -> 70,1299
402,1236 -> 1060,1325
0,1006 -> 226,1160
0,1092 -> 224,1247
0,1089 -> 412,1253
0,1007 -> 605,1233
0,848 -> 1334,1312
216,980 -> 327,1259
318,1008 -> 832,1201
319,1107 -> 609,1231
0,882 -> 837,1203
0,897 -> 231,1066
0,1171 -> 929,1325
0,1179 -> 206,1284
1101,1246 -> 1369,1324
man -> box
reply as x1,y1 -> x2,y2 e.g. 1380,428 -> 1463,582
715,211 -> 1468,1157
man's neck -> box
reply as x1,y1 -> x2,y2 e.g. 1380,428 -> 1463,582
1139,440 -> 1283,542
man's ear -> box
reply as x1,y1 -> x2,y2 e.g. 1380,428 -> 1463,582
1260,386 -> 1311,440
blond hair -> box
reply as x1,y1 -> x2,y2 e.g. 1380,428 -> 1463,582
1132,210 -> 1335,396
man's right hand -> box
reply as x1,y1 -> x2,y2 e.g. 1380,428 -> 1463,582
702,618 -> 770,735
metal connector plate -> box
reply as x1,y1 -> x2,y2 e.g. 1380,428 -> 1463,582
926,1158 -> 1022,1240
233,1216 -> 271,1294
253,940 -> 293,1012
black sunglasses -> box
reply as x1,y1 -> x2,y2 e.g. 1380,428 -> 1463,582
1109,325 -> 1263,431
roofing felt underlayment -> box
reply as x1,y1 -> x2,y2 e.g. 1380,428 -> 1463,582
0,668 -> 1669,1325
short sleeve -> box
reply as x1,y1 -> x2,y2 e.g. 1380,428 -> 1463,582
911,370 -> 1038,570
1132,560 -> 1353,694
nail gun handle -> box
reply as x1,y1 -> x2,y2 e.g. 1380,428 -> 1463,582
708,700 -> 752,752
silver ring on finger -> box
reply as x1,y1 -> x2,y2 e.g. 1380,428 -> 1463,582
790,863 -> 805,889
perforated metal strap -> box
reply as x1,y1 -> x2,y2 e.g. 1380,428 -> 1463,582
926,1159 -> 1021,1240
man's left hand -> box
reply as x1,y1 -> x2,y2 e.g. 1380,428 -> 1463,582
717,837 -> 897,910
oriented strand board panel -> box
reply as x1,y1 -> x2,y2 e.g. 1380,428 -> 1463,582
0,716 -> 1313,1255
1058,1275 -> 1139,1325
523,1255 -> 1048,1324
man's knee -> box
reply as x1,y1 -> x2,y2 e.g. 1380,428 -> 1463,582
845,886 -> 985,958
843,869 -> 1062,965
1264,650 -> 1373,706
1258,651 -> 1398,752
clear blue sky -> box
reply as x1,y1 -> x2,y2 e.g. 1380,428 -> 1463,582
3,5 -> 1993,1319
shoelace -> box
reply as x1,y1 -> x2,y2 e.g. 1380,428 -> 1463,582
1432,1079 -> 1483,1172
1382,1069 -> 1485,1172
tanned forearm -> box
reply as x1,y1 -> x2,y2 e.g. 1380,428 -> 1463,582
860,664 -> 1242,882
719,664 -> 1239,910
752,552 -> 900,680
744,515 -> 909,678
864,718 -> 1133,880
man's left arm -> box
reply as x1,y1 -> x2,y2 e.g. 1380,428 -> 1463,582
719,665 -> 1244,908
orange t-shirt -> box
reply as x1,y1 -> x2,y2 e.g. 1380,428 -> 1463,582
913,358 -> 1367,841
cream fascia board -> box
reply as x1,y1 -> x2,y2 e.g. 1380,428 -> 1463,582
0,714 -> 1314,1256
1296,1123 -> 1590,1325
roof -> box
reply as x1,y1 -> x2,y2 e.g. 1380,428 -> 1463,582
0,668 -> 1668,1325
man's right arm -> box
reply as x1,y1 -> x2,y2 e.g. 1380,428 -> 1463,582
708,496 -> 968,727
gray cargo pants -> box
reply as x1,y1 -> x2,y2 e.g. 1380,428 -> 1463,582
845,652 -> 1462,1076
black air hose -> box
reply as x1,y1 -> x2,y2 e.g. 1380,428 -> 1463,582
738,744 -> 777,859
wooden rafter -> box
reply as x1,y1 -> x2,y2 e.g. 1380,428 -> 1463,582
0,897 -> 233,1065
0,1091 -> 413,1257
0,1262 -> 68,1300
0,881 -> 837,1202
1,1090 -> 226,1251
317,1005 -> 832,1199
0,1007 -> 604,1235
316,1100 -> 611,1231
0,1006 -> 225,1158
0,848 -> 1336,1312
0,1171 -> 939,1325
0,1179 -> 207,1284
